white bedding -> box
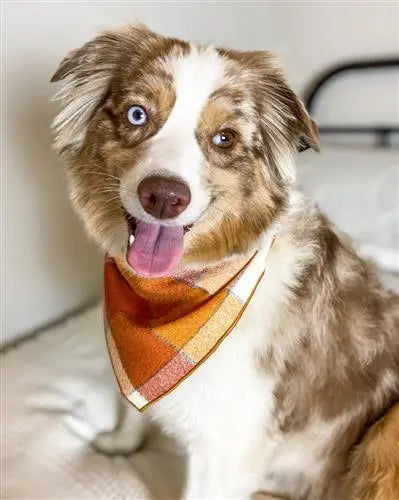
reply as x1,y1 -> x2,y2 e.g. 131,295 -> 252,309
3,146 -> 398,499
297,146 -> 399,275
2,304 -> 185,499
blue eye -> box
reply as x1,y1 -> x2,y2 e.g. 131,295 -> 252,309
127,105 -> 147,126
212,130 -> 235,149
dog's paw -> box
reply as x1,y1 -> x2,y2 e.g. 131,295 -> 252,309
92,427 -> 143,456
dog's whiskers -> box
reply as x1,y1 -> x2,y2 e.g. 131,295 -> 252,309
84,170 -> 121,182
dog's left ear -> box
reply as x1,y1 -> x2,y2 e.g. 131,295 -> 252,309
235,50 -> 320,181
297,118 -> 320,153
267,67 -> 320,154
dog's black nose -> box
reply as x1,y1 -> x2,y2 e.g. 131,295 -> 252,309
137,176 -> 191,220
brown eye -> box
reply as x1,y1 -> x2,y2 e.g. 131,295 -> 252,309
211,130 -> 235,149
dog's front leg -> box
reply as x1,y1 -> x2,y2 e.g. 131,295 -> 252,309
92,397 -> 147,455
184,450 -> 253,500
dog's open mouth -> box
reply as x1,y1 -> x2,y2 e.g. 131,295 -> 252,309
125,212 -> 192,277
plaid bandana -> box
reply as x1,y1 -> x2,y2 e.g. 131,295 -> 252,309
104,232 -> 274,411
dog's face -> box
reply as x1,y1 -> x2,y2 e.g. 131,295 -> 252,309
52,26 -> 318,276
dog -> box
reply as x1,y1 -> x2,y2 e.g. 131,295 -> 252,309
51,25 -> 399,499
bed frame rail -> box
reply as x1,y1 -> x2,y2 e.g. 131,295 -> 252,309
303,57 -> 399,148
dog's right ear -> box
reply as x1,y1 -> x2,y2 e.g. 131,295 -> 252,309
51,48 -> 82,83
51,31 -> 123,157
51,25 -> 156,158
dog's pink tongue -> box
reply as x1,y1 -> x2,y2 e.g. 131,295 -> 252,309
127,221 -> 184,277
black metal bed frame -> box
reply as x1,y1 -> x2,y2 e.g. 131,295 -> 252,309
303,57 -> 399,148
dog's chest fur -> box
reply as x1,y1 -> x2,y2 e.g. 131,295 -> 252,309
148,214 -> 333,497
143,192 -> 398,499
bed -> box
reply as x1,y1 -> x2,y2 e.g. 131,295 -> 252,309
2,58 -> 398,499
2,304 -> 185,499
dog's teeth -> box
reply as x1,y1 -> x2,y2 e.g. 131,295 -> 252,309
129,234 -> 135,246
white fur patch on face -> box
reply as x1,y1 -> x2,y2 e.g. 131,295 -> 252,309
120,46 -> 226,226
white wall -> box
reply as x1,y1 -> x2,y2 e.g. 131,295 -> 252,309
2,1 -> 397,342
266,3 -> 399,125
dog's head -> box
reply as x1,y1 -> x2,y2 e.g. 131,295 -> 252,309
51,25 -> 318,277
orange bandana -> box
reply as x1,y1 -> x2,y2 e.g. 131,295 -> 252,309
104,233 -> 274,411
